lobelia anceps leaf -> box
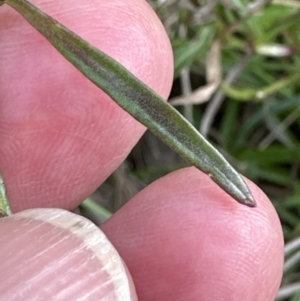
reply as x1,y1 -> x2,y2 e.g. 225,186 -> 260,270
2,0 -> 256,207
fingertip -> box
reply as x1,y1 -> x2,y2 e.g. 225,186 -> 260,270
102,167 -> 284,301
0,0 -> 173,212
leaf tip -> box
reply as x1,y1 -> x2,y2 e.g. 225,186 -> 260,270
241,193 -> 257,208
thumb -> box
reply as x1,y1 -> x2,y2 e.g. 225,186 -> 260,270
0,209 -> 137,301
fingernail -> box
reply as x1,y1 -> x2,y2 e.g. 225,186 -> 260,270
0,208 -> 137,300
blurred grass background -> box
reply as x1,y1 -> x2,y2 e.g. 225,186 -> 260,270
79,1 -> 300,299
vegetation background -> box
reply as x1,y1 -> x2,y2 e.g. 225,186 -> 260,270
79,1 -> 300,300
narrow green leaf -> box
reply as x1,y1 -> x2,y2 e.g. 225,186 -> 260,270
173,25 -> 215,76
222,83 -> 257,101
3,0 -> 255,207
0,173 -> 12,216
222,73 -> 300,101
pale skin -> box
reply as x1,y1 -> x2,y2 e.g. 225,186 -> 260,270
0,0 -> 283,300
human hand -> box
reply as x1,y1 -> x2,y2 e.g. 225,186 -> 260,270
0,0 -> 283,300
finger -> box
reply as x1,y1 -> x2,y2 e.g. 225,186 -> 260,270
0,208 -> 137,301
102,167 -> 284,301
0,0 -> 173,212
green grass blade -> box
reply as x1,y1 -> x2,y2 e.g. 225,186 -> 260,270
0,173 -> 12,216
3,0 -> 255,207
